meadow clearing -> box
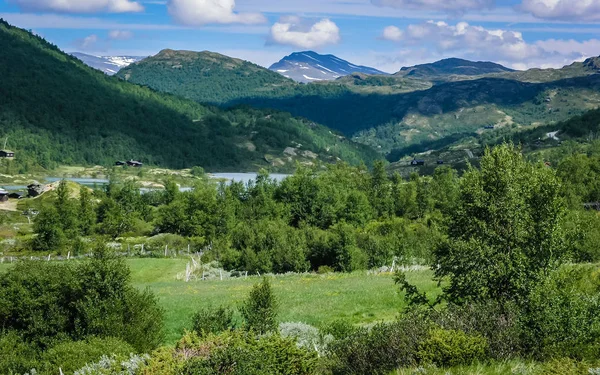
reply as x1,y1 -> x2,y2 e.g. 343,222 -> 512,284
0,258 -> 440,344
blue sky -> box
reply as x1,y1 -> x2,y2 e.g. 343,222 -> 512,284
1,0 -> 600,72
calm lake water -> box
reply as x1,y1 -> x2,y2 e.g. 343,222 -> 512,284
1,173 -> 290,192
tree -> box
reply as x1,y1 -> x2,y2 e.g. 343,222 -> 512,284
434,144 -> 568,306
32,205 -> 65,252
241,278 -> 278,334
78,186 -> 96,235
55,180 -> 78,236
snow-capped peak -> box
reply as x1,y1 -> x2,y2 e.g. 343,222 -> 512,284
269,51 -> 387,83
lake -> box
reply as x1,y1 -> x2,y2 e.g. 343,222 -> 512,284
1,173 -> 291,192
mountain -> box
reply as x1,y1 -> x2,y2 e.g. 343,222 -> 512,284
487,56 -> 600,83
395,58 -> 514,81
0,19 -> 379,172
70,52 -> 144,75
269,51 -> 387,83
116,49 -> 295,104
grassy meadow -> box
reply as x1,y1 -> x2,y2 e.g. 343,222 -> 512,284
0,259 -> 439,345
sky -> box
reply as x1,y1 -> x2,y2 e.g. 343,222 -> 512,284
1,0 -> 600,72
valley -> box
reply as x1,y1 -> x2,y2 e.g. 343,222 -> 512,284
2,6 -> 600,375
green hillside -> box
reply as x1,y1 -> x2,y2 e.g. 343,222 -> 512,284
113,47 -> 600,159
0,20 -> 379,172
116,49 -> 296,104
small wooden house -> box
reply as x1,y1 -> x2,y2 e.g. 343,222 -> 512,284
115,161 -> 126,166
9,192 -> 25,199
484,125 -> 495,130
411,160 -> 425,166
437,160 -> 445,165
127,160 -> 143,168
27,184 -> 45,197
0,150 -> 14,158
0,189 -> 8,202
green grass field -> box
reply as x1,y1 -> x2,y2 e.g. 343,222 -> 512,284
0,259 -> 439,345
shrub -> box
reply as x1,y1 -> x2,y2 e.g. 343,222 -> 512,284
327,314 -> 431,375
417,328 -> 489,367
522,267 -> 600,361
279,322 -> 333,356
0,255 -> 164,352
320,320 -> 356,340
73,353 -> 149,375
179,330 -> 317,375
431,301 -> 524,360
43,337 -> 135,374
0,331 -> 40,375
138,347 -> 183,375
191,306 -> 235,337
241,278 -> 278,334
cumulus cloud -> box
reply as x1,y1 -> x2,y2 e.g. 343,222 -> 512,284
9,0 -> 143,13
371,0 -> 494,13
382,26 -> 403,42
108,30 -> 134,40
381,21 -> 547,62
269,17 -> 341,49
519,0 -> 600,21
167,0 -> 266,26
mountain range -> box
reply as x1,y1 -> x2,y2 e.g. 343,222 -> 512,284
268,51 -> 387,82
70,52 -> 144,75
0,19 -> 378,172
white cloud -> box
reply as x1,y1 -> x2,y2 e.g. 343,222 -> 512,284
382,26 -> 403,42
108,30 -> 134,40
269,17 -> 341,49
381,20 -> 546,62
167,0 -> 266,26
8,0 -> 143,13
371,0 -> 494,13
519,0 -> 600,21
74,34 -> 100,50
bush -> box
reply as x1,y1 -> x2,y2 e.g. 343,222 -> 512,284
431,301 -> 524,360
192,306 -> 235,337
0,332 -> 40,375
279,322 -> 333,356
320,320 -> 357,341
73,353 -> 149,375
0,255 -> 164,352
522,267 -> 600,361
43,337 -> 135,374
241,278 -> 278,334
417,328 -> 489,367
179,330 -> 317,375
327,314 -> 431,375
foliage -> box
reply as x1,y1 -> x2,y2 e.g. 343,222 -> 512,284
43,337 -> 135,375
279,322 -> 333,355
191,306 -> 236,337
73,353 -> 149,375
0,254 -> 164,352
434,144 -> 568,306
326,314 -> 432,375
0,19 -> 378,172
417,328 -> 489,367
241,278 -> 278,334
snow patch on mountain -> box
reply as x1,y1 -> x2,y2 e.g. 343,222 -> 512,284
269,51 -> 387,83
71,52 -> 145,75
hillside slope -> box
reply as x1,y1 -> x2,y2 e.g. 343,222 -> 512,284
395,58 -> 514,81
0,20 -> 379,172
269,51 -> 387,82
117,49 -> 295,104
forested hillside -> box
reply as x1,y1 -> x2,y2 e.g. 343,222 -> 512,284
117,50 -> 296,104
114,47 -> 600,158
0,20 -> 379,172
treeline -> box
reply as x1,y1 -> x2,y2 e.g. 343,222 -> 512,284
29,144 -> 600,271
0,19 -> 377,172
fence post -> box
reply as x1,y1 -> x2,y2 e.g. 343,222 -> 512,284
67,251 -> 71,260
165,245 -> 168,257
